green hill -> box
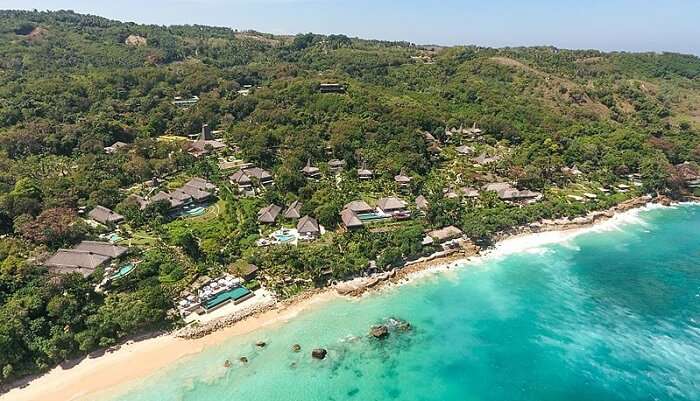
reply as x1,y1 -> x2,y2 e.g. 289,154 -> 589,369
0,9 -> 699,385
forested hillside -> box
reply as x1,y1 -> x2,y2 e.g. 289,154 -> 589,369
0,9 -> 699,385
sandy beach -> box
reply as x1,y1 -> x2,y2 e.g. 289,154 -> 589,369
1,291 -> 340,401
1,198 -> 684,401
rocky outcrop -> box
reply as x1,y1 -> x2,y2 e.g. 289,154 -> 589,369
370,325 -> 389,339
125,34 -> 147,46
311,348 -> 327,359
335,270 -> 396,296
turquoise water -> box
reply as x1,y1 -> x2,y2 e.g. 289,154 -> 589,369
271,229 -> 298,243
204,287 -> 252,310
111,263 -> 135,280
106,204 -> 700,401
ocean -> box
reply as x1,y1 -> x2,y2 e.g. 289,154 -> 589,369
105,203 -> 700,401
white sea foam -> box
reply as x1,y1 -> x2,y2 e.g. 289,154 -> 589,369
479,202 -> 669,262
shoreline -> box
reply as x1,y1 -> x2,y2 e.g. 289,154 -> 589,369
2,196 -> 693,401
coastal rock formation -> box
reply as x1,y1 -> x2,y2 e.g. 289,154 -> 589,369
292,344 -> 301,352
370,325 -> 389,339
335,269 -> 396,296
387,317 -> 411,332
311,348 -> 327,359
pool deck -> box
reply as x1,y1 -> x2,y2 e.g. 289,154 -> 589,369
184,288 -> 276,324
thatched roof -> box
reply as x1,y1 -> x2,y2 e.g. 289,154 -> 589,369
297,215 -> 320,235
344,200 -> 373,214
284,200 -> 303,219
428,226 -> 463,242
88,206 -> 124,225
258,204 -> 282,224
340,209 -> 363,228
377,197 -> 407,211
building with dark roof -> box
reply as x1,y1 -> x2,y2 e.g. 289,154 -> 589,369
301,159 -> 321,179
344,200 -> 374,214
43,241 -> 128,277
377,197 -> 408,214
297,215 -> 321,238
340,208 -> 363,230
188,124 -> 227,157
88,205 -> 124,225
258,204 -> 282,224
284,200 -> 303,219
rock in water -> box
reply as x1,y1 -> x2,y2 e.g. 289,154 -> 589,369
224,359 -> 231,368
311,348 -> 327,359
256,341 -> 266,347
370,325 -> 389,339
292,344 -> 301,352
239,356 -> 248,363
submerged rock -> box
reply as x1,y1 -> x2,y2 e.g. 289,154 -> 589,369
239,356 -> 248,363
256,341 -> 266,347
370,325 -> 389,339
292,344 -> 301,352
312,348 -> 327,359
224,359 -> 231,368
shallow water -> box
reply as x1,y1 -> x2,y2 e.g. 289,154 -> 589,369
106,204 -> 700,401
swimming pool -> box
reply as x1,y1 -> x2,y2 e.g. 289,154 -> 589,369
111,263 -> 136,279
357,212 -> 389,221
204,287 -> 252,310
271,229 -> 298,243
184,206 -> 206,216
106,233 -> 122,242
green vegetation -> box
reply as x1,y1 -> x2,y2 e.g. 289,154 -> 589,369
1,9 -> 699,384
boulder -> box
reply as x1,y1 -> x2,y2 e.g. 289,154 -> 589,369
256,341 -> 266,347
224,359 -> 231,368
239,356 -> 248,363
311,348 -> 327,359
370,325 -> 389,339
292,344 -> 301,352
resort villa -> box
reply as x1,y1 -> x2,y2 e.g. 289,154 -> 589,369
297,215 -> 321,239
176,274 -> 255,318
344,200 -> 374,214
377,196 -> 409,216
128,177 -> 217,214
284,200 -> 303,219
43,241 -> 128,277
483,182 -> 542,203
229,166 -> 274,194
188,124 -> 227,158
357,162 -> 374,180
258,204 -> 282,224
88,205 -> 124,226
328,159 -> 346,173
424,226 -> 465,250
301,159 -> 321,179
340,208 -> 364,230
172,95 -> 199,107
394,170 -> 412,189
